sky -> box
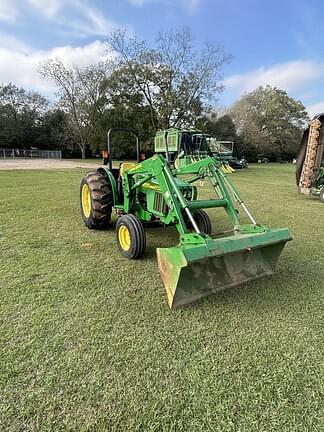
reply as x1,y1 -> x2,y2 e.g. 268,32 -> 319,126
1,0 -> 324,115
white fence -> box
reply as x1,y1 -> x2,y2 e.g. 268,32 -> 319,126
0,148 -> 62,159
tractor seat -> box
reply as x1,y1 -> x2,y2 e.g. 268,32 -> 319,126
119,162 -> 138,177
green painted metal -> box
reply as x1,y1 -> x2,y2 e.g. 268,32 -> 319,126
157,228 -> 291,308
154,128 -> 181,152
154,127 -> 204,156
97,131 -> 292,308
97,167 -> 119,205
311,167 -> 324,197
154,128 -> 235,168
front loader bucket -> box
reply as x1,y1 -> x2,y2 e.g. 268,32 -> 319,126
157,228 -> 292,309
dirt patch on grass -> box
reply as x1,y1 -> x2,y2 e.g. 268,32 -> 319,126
0,158 -> 101,170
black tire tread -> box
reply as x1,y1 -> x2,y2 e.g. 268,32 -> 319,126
80,171 -> 113,229
194,209 -> 212,234
116,214 -> 146,259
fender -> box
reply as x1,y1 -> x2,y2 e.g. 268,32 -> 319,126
97,167 -> 119,205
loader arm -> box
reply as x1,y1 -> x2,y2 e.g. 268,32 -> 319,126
124,154 -> 241,236
128,154 -> 256,230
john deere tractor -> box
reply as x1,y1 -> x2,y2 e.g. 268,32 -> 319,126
155,128 -> 236,173
80,128 -> 292,308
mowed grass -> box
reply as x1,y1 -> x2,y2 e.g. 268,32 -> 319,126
0,164 -> 323,431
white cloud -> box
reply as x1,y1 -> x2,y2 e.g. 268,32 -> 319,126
0,40 -> 109,94
27,0 -> 119,36
64,3 -> 120,37
224,60 -> 324,95
45,41 -> 109,67
0,32 -> 30,52
0,0 -> 18,23
27,0 -> 64,17
127,0 -> 202,14
306,101 -> 324,117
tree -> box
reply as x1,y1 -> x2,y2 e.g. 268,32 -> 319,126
195,113 -> 243,155
39,60 -> 112,158
107,28 -> 230,130
230,86 -> 309,158
0,83 -> 48,148
36,109 -> 73,151
196,113 -> 238,139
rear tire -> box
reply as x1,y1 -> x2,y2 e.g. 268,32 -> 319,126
193,209 -> 212,234
80,171 -> 113,229
116,214 -> 146,259
319,188 -> 324,203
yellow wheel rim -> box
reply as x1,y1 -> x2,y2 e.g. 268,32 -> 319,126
118,225 -> 131,251
81,183 -> 91,218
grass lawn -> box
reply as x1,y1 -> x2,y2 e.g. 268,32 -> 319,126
1,164 -> 323,431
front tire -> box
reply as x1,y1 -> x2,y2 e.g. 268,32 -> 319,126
194,209 -> 212,234
80,171 -> 113,229
116,214 -> 146,259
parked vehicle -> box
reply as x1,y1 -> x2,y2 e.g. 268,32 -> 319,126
228,157 -> 243,169
257,154 -> 270,163
239,157 -> 248,168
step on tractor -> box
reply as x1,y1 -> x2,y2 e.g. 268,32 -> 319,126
80,128 -> 292,309
297,113 -> 324,203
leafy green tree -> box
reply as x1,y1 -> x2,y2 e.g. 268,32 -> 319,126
88,68 -> 155,158
36,109 -> 74,151
39,59 -> 155,158
39,60 -> 112,158
0,83 -> 48,148
107,28 -> 229,130
230,86 -> 309,158
196,114 -> 238,140
195,113 -> 244,155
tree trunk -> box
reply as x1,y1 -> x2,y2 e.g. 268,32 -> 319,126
81,144 -> 86,159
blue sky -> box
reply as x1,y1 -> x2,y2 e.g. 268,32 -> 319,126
1,0 -> 324,115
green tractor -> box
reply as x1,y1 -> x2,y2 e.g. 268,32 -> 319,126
80,128 -> 292,309
155,128 -> 235,172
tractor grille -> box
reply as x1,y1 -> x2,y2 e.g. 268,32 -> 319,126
153,192 -> 168,214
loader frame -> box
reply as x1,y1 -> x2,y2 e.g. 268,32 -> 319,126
81,128 -> 292,308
